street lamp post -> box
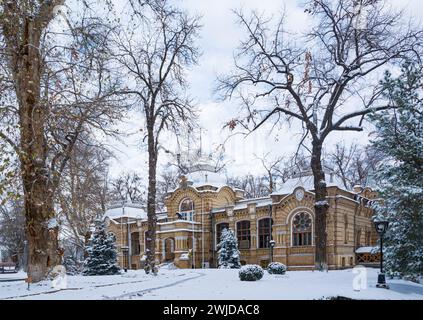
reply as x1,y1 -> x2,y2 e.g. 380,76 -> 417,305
374,220 -> 389,289
269,240 -> 276,263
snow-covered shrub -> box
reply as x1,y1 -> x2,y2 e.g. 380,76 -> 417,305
267,262 -> 287,275
239,264 -> 264,281
217,228 -> 241,269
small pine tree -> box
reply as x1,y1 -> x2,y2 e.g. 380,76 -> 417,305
370,61 -> 423,281
217,228 -> 241,269
83,221 -> 121,276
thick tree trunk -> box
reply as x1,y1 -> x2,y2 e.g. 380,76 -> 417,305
311,140 -> 329,271
145,127 -> 158,274
13,17 -> 60,282
268,172 -> 273,194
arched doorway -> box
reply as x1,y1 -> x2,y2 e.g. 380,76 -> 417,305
164,238 -> 175,262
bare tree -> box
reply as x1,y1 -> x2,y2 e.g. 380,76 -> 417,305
0,1 -> 123,281
0,200 -> 26,268
156,168 -> 179,210
113,0 -> 201,274
328,142 -> 384,189
226,174 -> 268,198
328,143 -> 358,189
254,153 -> 289,194
219,0 -> 422,270
110,171 -> 146,204
56,136 -> 111,259
226,154 -> 291,198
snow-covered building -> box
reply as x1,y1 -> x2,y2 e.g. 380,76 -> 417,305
105,166 -> 379,271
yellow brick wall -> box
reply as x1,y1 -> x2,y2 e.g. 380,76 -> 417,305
107,185 -> 376,270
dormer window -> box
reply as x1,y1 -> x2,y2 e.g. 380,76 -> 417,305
178,198 -> 194,221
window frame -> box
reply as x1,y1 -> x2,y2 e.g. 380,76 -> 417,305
291,212 -> 313,247
236,220 -> 251,249
257,218 -> 273,249
130,232 -> 140,255
178,198 -> 195,221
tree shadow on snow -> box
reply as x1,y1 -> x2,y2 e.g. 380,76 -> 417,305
388,283 -> 423,297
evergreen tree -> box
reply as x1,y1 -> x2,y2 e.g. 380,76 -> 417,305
63,256 -> 82,276
370,62 -> 423,281
217,228 -> 241,269
82,221 -> 121,276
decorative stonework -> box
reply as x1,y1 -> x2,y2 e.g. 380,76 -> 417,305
294,187 -> 305,201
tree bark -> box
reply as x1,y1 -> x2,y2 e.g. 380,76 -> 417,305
145,125 -> 158,274
12,17 -> 61,282
311,140 -> 329,271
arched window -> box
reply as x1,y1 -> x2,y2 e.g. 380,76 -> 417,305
216,223 -> 229,246
237,220 -> 251,249
258,218 -> 273,248
178,198 -> 194,221
292,212 -> 312,246
131,232 -> 140,255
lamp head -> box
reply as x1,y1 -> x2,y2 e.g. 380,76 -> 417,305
374,220 -> 389,236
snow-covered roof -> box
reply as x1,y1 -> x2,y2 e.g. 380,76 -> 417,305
271,172 -> 346,196
355,246 -> 379,254
104,202 -> 147,220
166,170 -> 238,196
212,196 -> 272,213
104,202 -> 169,222
187,170 -> 226,188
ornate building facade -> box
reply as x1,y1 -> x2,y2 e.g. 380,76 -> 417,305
105,168 -> 379,271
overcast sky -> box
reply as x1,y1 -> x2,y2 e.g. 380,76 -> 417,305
107,0 -> 423,181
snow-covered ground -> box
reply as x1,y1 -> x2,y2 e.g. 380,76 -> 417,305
0,266 -> 422,300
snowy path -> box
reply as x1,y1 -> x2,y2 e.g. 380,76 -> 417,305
1,267 -> 422,300
109,271 -> 206,299
0,269 -> 201,300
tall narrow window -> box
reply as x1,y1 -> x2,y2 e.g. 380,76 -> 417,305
344,214 -> 349,244
365,230 -> 371,246
179,198 -> 194,221
292,212 -> 312,246
216,223 -> 229,245
187,237 -> 194,250
356,229 -> 362,248
237,221 -> 251,249
131,232 -> 140,255
258,218 -> 272,248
